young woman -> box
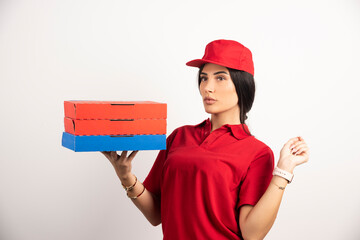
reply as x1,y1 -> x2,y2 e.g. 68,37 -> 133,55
102,39 -> 309,240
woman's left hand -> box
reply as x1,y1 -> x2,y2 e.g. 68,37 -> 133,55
277,136 -> 310,173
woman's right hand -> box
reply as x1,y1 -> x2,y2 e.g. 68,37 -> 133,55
277,136 -> 309,173
101,151 -> 139,181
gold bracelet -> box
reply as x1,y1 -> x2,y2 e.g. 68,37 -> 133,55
127,184 -> 146,199
272,182 -> 286,190
121,175 -> 137,192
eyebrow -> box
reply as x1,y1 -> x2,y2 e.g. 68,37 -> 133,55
200,71 -> 229,75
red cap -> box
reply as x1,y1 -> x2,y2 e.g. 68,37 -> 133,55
186,39 -> 254,76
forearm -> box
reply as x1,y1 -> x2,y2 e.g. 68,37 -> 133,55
120,174 -> 161,226
241,175 -> 289,240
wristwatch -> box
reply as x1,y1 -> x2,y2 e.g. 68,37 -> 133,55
273,167 -> 294,183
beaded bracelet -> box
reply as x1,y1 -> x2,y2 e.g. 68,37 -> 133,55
121,175 -> 137,192
127,184 -> 146,199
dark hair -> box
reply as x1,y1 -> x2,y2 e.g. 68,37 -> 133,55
197,64 -> 255,136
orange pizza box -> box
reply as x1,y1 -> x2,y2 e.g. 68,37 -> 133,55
64,117 -> 166,135
64,101 -> 167,120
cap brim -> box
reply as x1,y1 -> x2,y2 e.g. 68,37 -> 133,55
186,59 -> 226,68
186,58 -> 254,76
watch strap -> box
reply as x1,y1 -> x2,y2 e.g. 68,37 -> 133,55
273,167 -> 294,183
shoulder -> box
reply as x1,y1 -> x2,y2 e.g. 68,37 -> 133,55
167,121 -> 201,136
165,122 -> 201,143
241,133 -> 273,152
240,137 -> 274,179
244,135 -> 274,162
252,136 -> 272,152
165,124 -> 188,141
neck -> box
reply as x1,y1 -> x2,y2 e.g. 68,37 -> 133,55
210,108 -> 241,132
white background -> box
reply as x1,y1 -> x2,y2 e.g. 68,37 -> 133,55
1,0 -> 359,239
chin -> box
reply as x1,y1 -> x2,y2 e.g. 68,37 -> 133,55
203,106 -> 220,114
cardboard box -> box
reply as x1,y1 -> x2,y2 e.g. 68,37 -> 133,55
64,101 -> 166,120
62,100 -> 167,152
62,132 -> 166,152
64,117 -> 166,135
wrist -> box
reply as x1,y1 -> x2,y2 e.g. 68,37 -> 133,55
277,161 -> 295,174
272,175 -> 288,190
119,173 -> 135,185
273,175 -> 289,185
273,166 -> 294,184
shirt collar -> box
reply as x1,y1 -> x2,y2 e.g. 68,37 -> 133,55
195,118 -> 251,140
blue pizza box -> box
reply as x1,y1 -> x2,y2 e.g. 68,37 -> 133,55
62,132 -> 166,152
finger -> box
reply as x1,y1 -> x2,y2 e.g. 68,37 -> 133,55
291,141 -> 306,149
127,150 -> 139,161
292,152 -> 308,166
291,143 -> 307,153
101,151 -> 114,161
102,151 -> 114,164
118,151 -> 128,161
294,151 -> 309,164
101,151 -> 110,157
288,136 -> 303,149
294,146 -> 309,156
286,139 -> 299,151
110,151 -> 119,161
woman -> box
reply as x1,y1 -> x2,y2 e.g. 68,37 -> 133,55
102,39 -> 309,240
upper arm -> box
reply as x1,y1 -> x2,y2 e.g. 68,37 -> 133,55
143,128 -> 179,195
239,204 -> 253,230
236,146 -> 274,209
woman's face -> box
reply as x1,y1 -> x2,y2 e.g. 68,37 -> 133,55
199,63 -> 239,115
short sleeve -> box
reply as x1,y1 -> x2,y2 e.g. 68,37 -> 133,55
142,128 -> 178,198
236,146 -> 275,210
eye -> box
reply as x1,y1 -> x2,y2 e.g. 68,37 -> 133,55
217,76 -> 226,81
200,76 -> 207,81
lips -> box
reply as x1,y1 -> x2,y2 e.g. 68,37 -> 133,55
204,97 -> 216,101
204,97 -> 217,105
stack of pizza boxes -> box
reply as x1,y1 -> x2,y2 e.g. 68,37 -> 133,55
61,101 -> 167,152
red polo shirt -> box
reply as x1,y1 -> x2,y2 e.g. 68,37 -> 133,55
143,118 -> 274,240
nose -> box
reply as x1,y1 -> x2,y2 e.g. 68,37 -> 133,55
203,78 -> 215,93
